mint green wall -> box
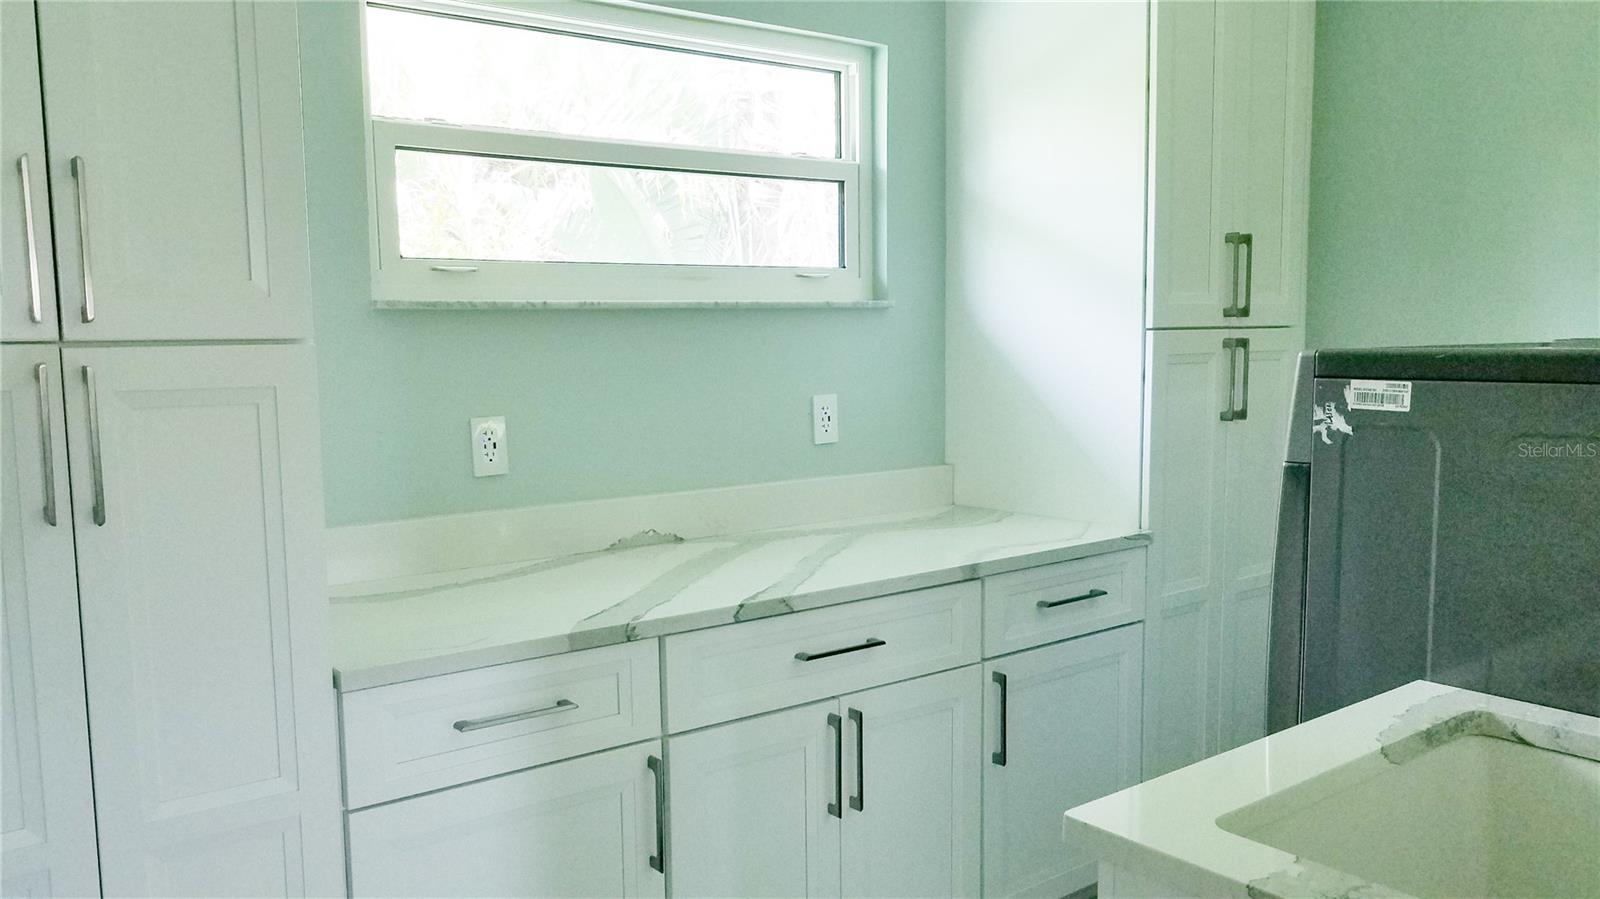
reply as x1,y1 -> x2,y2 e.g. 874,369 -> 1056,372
301,1 -> 946,526
1306,1 -> 1600,349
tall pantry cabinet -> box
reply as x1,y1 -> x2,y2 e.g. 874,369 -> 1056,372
1,3 -> 342,897
1141,1 -> 1314,778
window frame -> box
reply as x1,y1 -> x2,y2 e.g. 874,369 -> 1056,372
359,0 -> 881,308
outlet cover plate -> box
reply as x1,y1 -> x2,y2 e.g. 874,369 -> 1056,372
812,394 -> 839,445
471,416 -> 509,477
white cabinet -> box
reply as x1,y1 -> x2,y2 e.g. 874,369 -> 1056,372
1,350 -> 99,898
667,700 -> 842,898
1143,329 -> 1299,777
667,667 -> 982,898
1,2 -> 58,342
840,668 -> 982,899
35,1 -> 311,341
347,741 -> 666,898
60,344 -> 342,897
1148,0 -> 1314,329
982,625 -> 1143,898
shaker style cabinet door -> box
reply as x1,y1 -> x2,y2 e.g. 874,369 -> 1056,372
1,1 -> 58,342
60,344 -> 342,897
1,349 -> 99,898
839,667 -> 982,899
38,1 -> 311,341
1216,328 -> 1300,751
1148,1 -> 1313,328
668,700 -> 843,899
1142,331 -> 1232,778
982,626 -> 1143,899
347,741 -> 666,899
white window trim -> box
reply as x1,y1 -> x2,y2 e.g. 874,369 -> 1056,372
359,0 -> 882,309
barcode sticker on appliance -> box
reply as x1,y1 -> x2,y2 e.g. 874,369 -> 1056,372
1347,380 -> 1412,412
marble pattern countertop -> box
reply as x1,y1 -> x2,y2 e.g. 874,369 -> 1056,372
1065,681 -> 1600,899
329,505 -> 1148,691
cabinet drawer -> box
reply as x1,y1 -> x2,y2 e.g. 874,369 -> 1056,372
341,641 -> 661,808
982,548 -> 1145,656
662,581 -> 981,732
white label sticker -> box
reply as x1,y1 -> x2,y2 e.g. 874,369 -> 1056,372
1346,380 -> 1412,412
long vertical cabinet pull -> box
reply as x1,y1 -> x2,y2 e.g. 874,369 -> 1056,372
847,707 -> 864,811
1219,338 -> 1240,422
18,154 -> 43,323
1223,232 -> 1245,317
826,712 -> 843,818
646,755 -> 666,874
1237,233 -> 1254,317
1234,337 -> 1251,420
34,363 -> 57,525
82,365 -> 106,525
70,157 -> 96,324
991,671 -> 1008,767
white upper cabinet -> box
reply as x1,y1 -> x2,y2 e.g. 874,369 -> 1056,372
37,1 -> 311,341
1,2 -> 58,342
1143,328 -> 1299,777
1149,1 -> 1314,329
1,349 -> 100,899
60,344 -> 342,897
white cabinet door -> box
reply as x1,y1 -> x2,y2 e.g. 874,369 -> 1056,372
668,700 -> 842,898
983,626 -> 1143,899
839,667 -> 981,899
1,350 -> 99,898
38,1 -> 310,341
1213,1 -> 1314,329
1142,331 -> 1231,777
1148,0 -> 1227,329
1149,1 -> 1312,329
348,741 -> 666,898
61,344 -> 342,897
1216,329 -> 1300,751
0,1 -> 57,342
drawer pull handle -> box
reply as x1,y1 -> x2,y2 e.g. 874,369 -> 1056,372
991,671 -> 1008,767
1037,588 -> 1109,610
452,698 -> 577,733
647,755 -> 666,874
827,712 -> 843,818
794,638 -> 886,663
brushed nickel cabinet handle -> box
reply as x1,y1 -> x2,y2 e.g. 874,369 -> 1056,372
83,365 -> 105,526
428,264 -> 479,273
827,712 -> 843,818
35,364 -> 56,526
18,155 -> 42,324
1235,336 -> 1251,420
71,157 -> 96,324
848,707 -> 864,812
1223,232 -> 1245,318
991,671 -> 1008,766
1037,588 -> 1108,609
1238,233 -> 1254,318
647,755 -> 666,874
795,638 -> 886,662
451,698 -> 576,732
1220,338 -> 1240,422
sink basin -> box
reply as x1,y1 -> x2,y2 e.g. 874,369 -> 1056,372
1217,731 -> 1600,899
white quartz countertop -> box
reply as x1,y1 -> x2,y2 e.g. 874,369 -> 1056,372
330,505 -> 1148,691
1065,681 -> 1600,899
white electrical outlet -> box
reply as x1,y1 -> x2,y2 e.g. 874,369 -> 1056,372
812,394 -> 839,445
470,416 -> 509,477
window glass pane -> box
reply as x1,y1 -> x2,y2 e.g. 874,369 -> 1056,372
367,6 -> 841,159
395,149 -> 843,268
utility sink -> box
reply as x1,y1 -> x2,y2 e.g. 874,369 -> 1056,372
1217,731 -> 1600,899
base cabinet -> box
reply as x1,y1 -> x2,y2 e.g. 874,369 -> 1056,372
348,741 -> 665,898
666,667 -> 982,899
982,626 -> 1144,898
